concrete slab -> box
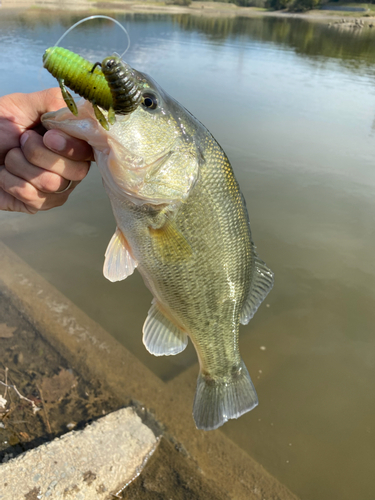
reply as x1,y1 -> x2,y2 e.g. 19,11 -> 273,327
0,408 -> 157,499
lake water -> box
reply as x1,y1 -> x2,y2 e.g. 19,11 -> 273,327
1,9 -> 375,500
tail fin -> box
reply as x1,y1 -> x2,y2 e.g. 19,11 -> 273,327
193,360 -> 258,431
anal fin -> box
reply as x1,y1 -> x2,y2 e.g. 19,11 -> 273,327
142,300 -> 188,356
103,227 -> 138,282
240,251 -> 274,325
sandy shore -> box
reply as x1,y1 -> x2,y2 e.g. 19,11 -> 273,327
1,0 -> 374,23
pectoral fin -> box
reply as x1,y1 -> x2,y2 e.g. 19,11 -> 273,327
142,300 -> 188,356
103,227 -> 138,282
149,220 -> 192,263
138,142 -> 200,204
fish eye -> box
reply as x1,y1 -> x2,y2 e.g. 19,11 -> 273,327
142,93 -> 158,110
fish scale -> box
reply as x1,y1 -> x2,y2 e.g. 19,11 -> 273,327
42,53 -> 274,431
136,137 -> 250,375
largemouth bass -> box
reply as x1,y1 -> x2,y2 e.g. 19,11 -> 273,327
42,53 -> 274,430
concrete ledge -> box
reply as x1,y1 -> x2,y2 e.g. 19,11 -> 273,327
0,408 -> 157,499
0,242 -> 299,500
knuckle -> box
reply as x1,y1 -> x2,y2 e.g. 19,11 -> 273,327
0,169 -> 5,189
56,194 -> 69,207
41,193 -> 69,211
4,148 -> 22,169
0,165 -> 42,209
25,205 -> 39,215
0,170 -> 14,193
39,172 -> 62,193
22,137 -> 44,166
13,182 -> 38,204
71,161 -> 90,181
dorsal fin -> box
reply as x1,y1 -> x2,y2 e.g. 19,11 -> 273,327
142,300 -> 188,356
103,227 -> 137,282
240,251 -> 274,325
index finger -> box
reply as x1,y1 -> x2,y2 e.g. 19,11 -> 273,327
0,88 -> 65,130
0,88 -> 65,164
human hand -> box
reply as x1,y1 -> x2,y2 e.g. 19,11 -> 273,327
0,88 -> 93,213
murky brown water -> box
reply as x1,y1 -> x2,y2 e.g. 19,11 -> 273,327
1,9 -> 375,500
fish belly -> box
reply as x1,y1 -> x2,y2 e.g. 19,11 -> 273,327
114,136 -> 263,430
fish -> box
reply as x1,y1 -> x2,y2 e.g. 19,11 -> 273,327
42,53 -> 274,431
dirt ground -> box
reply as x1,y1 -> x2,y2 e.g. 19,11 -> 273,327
0,288 -> 122,463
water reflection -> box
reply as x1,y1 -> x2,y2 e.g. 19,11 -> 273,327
175,14 -> 375,71
3,11 -> 375,71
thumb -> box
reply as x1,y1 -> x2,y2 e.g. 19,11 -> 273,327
43,129 -> 94,162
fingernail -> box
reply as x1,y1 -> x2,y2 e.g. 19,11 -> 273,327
20,132 -> 29,148
44,131 -> 67,152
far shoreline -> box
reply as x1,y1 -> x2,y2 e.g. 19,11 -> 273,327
1,0 -> 375,24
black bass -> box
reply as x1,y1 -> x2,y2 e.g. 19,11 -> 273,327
42,53 -> 274,431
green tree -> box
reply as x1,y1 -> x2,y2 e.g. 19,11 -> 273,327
268,0 -> 291,9
165,0 -> 192,6
289,0 -> 321,12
